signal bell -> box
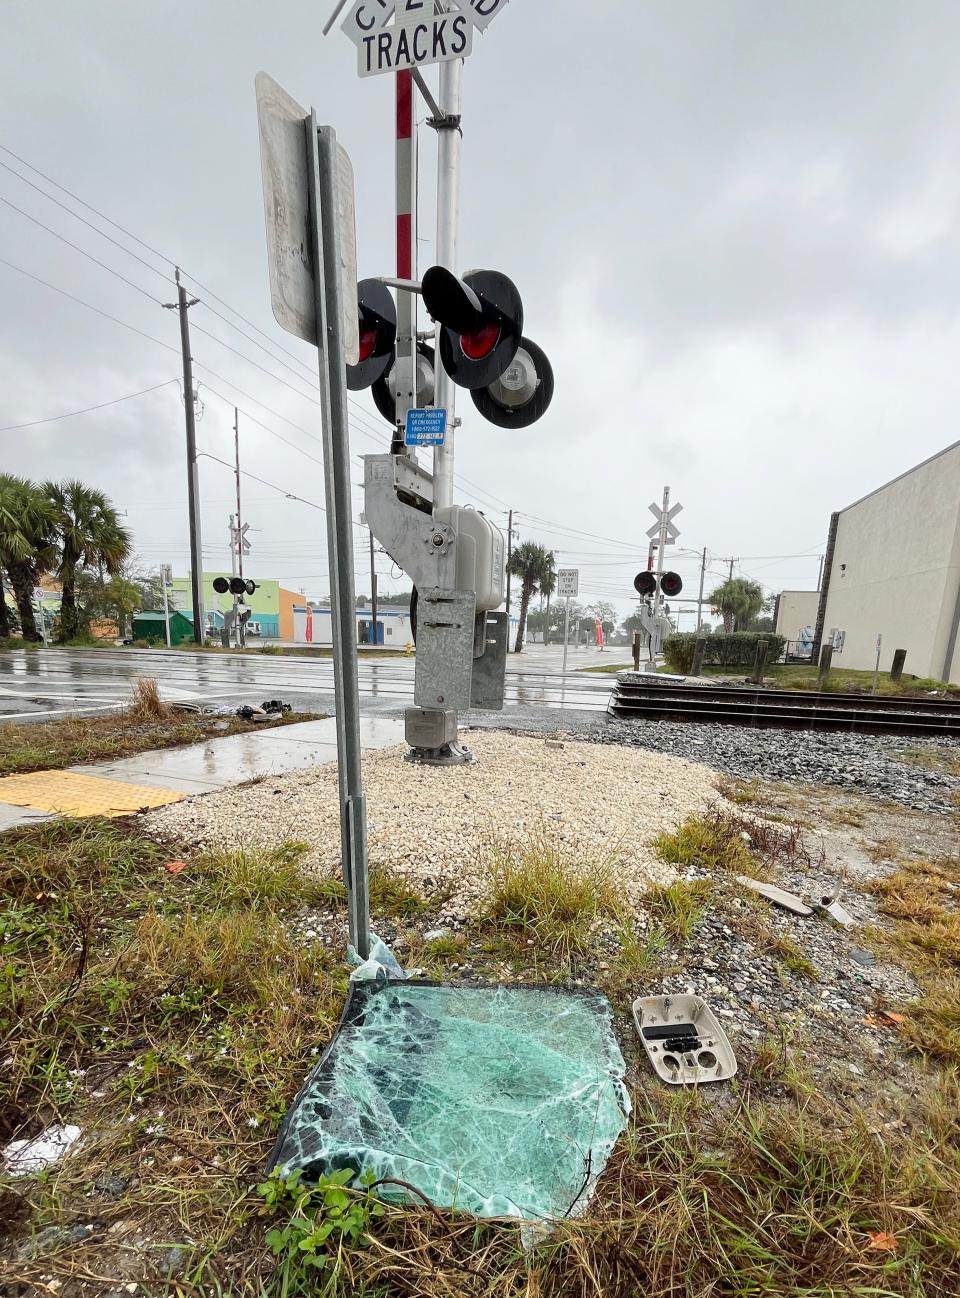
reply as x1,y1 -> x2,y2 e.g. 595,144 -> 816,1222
346,279 -> 397,391
372,344 -> 436,427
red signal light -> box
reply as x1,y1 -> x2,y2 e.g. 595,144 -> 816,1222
460,322 -> 501,360
358,325 -> 378,363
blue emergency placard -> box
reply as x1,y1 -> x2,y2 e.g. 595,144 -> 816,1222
405,408 -> 447,447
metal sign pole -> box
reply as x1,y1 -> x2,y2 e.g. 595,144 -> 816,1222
655,485 -> 670,656
307,112 -> 370,960
33,592 -> 48,646
562,596 -> 571,674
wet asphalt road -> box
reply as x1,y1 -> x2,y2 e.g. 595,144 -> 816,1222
0,646 -> 613,727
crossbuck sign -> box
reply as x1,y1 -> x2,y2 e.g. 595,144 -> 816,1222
343,0 -> 509,77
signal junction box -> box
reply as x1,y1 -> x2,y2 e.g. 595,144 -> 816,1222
363,453 -> 508,718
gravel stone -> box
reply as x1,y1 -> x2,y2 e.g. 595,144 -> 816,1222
569,717 -> 960,812
145,731 -> 723,915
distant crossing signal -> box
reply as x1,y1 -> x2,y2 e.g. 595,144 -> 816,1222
634,571 -> 682,597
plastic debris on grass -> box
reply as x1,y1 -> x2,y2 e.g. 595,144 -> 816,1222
3,1124 -> 82,1176
269,938 -> 629,1223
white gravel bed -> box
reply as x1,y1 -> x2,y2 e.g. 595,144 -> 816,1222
144,731 -> 722,916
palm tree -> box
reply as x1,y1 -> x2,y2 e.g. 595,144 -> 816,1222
540,563 -> 557,645
708,578 -> 764,633
507,541 -> 555,653
44,480 -> 131,642
0,474 -> 57,641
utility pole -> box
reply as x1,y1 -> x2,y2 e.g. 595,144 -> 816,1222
696,546 -> 707,634
164,269 -> 205,645
728,557 -> 735,582
234,407 -> 245,646
816,553 -> 824,591
505,508 -> 514,613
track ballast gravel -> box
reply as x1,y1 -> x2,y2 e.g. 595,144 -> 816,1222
144,731 -> 723,916
573,717 -> 960,813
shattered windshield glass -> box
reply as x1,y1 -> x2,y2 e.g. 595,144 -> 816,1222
269,980 -> 629,1221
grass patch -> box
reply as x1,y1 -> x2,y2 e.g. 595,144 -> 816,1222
898,744 -> 960,777
866,858 -> 960,1066
5,822 -> 960,1294
672,661 -> 960,697
0,705 -> 318,776
655,806 -> 822,883
644,879 -> 712,940
483,832 -> 620,962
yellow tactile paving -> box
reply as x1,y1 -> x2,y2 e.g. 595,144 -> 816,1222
0,770 -> 185,818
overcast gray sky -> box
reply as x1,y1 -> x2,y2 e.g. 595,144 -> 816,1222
2,0 -> 959,624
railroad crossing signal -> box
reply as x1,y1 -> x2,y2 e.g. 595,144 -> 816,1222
346,279 -> 397,391
634,571 -> 683,597
421,265 -> 554,428
213,577 -> 258,597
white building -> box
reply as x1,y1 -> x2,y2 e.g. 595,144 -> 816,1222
775,590 -> 820,646
814,441 -> 960,683
292,605 -> 413,648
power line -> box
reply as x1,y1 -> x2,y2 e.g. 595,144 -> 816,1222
0,379 -> 179,431
0,142 -> 513,516
0,191 -> 163,305
0,254 -> 181,356
0,156 -> 171,284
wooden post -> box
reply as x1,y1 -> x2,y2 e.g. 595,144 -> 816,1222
890,649 -> 907,683
691,638 -> 706,677
752,638 -> 769,686
817,643 -> 833,691
632,632 -> 641,672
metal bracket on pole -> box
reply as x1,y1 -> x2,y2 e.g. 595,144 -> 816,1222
411,67 -> 444,121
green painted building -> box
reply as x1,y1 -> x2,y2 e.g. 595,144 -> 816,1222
131,609 -> 195,646
171,574 -> 282,639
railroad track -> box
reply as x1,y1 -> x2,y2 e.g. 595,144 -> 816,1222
607,678 -> 960,737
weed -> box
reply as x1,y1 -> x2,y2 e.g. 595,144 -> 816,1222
258,1168 -> 383,1291
612,919 -> 667,981
864,836 -> 903,864
644,879 -> 712,940
484,831 -> 620,962
127,674 -> 168,720
897,745 -> 960,777
368,868 -> 430,917
718,777 -> 767,806
827,803 -> 867,828
189,842 -> 321,911
768,934 -> 818,981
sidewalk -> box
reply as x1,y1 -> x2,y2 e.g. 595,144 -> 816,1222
0,716 -> 404,830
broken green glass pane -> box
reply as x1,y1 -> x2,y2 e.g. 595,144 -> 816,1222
269,981 -> 629,1221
